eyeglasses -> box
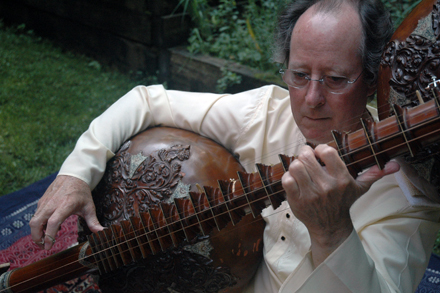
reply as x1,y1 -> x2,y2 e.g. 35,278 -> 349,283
279,68 -> 363,94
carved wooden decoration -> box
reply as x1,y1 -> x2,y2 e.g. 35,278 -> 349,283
90,139 -> 238,292
381,33 -> 440,105
96,243 -> 238,293
4,85 -> 440,292
78,127 -> 265,293
378,0 -> 440,119
378,0 -> 440,197
93,141 -> 191,227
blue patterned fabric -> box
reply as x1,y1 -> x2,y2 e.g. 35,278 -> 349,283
0,173 -> 57,250
416,254 -> 440,292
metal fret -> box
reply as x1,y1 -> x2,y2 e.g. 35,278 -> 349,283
159,204 -> 178,247
256,164 -> 273,208
173,198 -> 191,241
237,172 -> 255,218
148,209 -> 165,252
119,221 -> 137,262
203,187 -> 221,231
98,230 -> 116,271
188,194 -> 206,236
128,217 -> 148,259
392,104 -> 414,157
139,213 -> 157,255
360,118 -> 382,170
110,225 -> 131,265
217,180 -> 236,226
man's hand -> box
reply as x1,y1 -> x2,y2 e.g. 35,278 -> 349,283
281,144 -> 400,267
30,175 -> 104,250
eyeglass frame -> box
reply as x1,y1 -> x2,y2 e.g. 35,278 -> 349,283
279,68 -> 363,94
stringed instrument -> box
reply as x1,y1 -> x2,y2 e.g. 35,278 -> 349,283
1,88 -> 440,292
2,0 -> 440,292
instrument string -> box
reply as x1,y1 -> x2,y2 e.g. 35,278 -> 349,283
238,91 -> 436,172
97,112 -> 440,242
0,186 -> 288,292
1,201 -> 291,293
74,101 -> 440,260
5,105 -> 440,292
5,94 -> 440,292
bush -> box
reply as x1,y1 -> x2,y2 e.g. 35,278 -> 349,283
182,0 -> 422,76
188,0 -> 289,71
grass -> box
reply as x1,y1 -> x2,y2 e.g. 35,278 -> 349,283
0,22 -> 156,196
1,15 -> 440,255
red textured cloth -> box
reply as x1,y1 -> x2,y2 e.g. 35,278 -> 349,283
0,215 -> 78,269
0,215 -> 100,292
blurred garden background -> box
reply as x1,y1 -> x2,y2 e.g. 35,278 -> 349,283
1,0 -> 436,249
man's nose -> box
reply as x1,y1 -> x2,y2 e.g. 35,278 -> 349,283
304,80 -> 326,108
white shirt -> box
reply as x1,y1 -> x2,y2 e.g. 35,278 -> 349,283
60,85 -> 440,292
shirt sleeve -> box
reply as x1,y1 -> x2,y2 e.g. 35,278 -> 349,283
58,84 -> 281,189
279,170 -> 440,293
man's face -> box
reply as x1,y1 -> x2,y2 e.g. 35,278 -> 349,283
288,4 -> 375,145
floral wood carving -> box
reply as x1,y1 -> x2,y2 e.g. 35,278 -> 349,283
380,0 -> 440,199
381,1 -> 440,106
96,238 -> 237,293
78,136 -> 240,293
92,140 -> 191,227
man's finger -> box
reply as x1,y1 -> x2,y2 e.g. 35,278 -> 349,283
83,211 -> 105,233
43,211 -> 68,250
29,213 -> 49,249
44,234 -> 57,250
314,145 -> 346,176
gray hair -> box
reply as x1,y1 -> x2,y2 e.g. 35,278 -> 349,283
273,0 -> 394,85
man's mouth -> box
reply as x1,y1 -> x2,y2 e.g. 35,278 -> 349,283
305,116 -> 328,121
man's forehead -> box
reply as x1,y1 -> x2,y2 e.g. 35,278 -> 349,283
294,2 -> 361,33
289,2 -> 363,62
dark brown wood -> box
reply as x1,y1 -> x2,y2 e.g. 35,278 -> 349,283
81,127 -> 266,293
378,0 -> 440,120
2,91 -> 440,292
3,0 -> 440,286
3,242 -> 96,293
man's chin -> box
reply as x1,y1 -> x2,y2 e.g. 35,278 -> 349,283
301,129 -> 333,145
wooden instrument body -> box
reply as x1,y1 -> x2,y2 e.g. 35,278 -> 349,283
378,0 -> 440,194
3,1 -> 440,292
378,0 -> 440,120
80,127 -> 266,293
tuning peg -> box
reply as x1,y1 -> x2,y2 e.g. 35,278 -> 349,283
415,90 -> 425,104
425,76 -> 439,90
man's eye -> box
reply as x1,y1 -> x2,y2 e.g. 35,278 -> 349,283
293,72 -> 307,78
327,76 -> 346,84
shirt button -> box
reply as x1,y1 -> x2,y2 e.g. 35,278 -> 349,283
286,213 -> 290,219
281,236 -> 286,241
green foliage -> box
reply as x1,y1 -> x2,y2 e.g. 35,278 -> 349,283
187,0 -> 290,72
182,0 -> 422,90
216,67 -> 242,92
182,0 -> 289,92
0,22 -> 155,196
382,0 -> 423,28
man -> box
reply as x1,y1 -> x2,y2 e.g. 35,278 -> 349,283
30,0 -> 440,292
